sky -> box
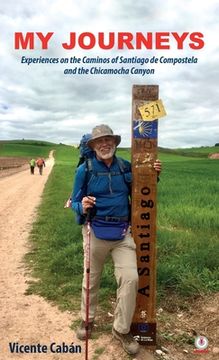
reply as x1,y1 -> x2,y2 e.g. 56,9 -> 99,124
0,0 -> 218,148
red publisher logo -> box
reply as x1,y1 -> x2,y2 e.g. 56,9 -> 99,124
194,336 -> 209,353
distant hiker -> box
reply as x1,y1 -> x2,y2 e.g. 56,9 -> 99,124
72,124 -> 162,356
36,157 -> 45,175
29,158 -> 36,175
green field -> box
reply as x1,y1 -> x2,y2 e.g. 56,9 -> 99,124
1,140 -> 218,312
0,139 -> 57,158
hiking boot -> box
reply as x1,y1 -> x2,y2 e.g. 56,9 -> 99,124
76,320 -> 94,340
112,327 -> 139,355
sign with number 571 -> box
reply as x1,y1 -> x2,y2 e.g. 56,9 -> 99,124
138,99 -> 167,121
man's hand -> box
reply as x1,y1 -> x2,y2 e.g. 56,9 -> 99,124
153,159 -> 162,176
82,196 -> 96,214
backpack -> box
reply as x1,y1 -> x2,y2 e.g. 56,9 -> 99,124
30,159 -> 36,167
36,158 -> 44,166
77,133 -> 94,167
64,134 -> 94,208
74,156 -> 131,225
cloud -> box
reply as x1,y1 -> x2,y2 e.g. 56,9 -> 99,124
0,0 -> 218,148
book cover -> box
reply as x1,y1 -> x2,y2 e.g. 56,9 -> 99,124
0,1 -> 218,359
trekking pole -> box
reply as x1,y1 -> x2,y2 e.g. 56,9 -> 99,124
85,208 -> 92,360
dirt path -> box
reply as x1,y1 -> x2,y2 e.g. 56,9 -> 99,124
0,152 -> 80,360
0,152 -> 217,360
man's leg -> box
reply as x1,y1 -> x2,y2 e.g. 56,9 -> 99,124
77,226 -> 110,339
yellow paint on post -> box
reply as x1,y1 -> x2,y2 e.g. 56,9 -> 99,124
138,99 -> 166,121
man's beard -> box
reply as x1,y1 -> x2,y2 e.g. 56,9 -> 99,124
95,144 -> 116,160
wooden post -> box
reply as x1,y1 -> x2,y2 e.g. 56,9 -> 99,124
131,85 -> 159,346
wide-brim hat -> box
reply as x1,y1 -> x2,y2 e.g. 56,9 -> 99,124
87,124 -> 121,148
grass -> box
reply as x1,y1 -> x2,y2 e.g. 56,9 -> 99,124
25,144 -> 83,310
92,347 -> 106,360
3,140 -> 218,312
159,145 -> 218,158
0,139 -> 57,158
156,153 -> 218,301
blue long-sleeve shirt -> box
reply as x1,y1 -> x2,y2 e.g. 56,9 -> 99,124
72,156 -> 131,218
